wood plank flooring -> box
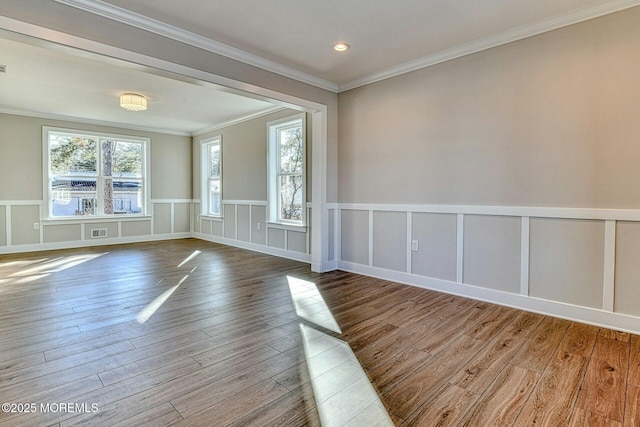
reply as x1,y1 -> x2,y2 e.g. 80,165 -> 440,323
0,238 -> 639,426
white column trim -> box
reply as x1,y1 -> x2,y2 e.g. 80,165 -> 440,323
406,211 -> 413,274
603,220 -> 616,312
456,213 -> 464,283
520,217 -> 530,296
368,210 -> 374,267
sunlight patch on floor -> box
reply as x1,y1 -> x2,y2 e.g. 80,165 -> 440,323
287,276 -> 342,334
136,274 -> 188,324
0,253 -> 107,290
177,250 -> 201,268
287,275 -> 393,426
299,324 -> 394,427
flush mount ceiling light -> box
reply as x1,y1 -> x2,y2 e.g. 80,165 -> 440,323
119,93 -> 147,111
333,42 -> 350,52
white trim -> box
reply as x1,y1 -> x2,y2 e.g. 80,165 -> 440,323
194,232 -> 311,264
311,109 -> 328,272
520,217 -> 530,296
335,208 -> 342,263
170,203 -> 175,234
151,198 -> 194,204
337,260 -> 640,335
603,220 -> 617,312
234,204 -> 238,240
336,203 -> 640,221
0,108 -> 191,137
5,205 -> 11,247
192,106 -> 286,136
456,214 -> 464,283
223,200 -> 268,206
42,216 -> 152,225
266,221 -> 308,232
406,212 -> 413,274
368,210 -> 374,267
52,0 -> 339,92
0,232 -> 191,255
0,200 -> 43,205
338,0 -> 640,91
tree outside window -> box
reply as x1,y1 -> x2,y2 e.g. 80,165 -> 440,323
46,129 -> 147,218
268,114 -> 306,225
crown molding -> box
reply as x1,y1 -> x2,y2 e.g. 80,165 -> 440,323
52,0 -> 339,93
0,108 -> 192,137
192,106 -> 286,137
339,0 -> 640,92
51,0 -> 640,94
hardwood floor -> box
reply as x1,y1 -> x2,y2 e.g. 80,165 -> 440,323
0,238 -> 638,426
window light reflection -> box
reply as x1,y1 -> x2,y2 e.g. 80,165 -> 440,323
287,276 -> 341,334
136,275 -> 188,324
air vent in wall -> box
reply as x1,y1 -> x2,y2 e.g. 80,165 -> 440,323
91,228 -> 107,238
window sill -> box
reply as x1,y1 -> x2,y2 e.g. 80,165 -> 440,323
43,215 -> 151,224
200,214 -> 223,222
266,221 -> 308,232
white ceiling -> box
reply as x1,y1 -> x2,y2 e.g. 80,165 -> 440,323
2,0 -> 638,134
65,0 -> 640,91
0,33 -> 279,135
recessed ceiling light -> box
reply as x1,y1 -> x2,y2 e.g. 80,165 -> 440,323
334,42 -> 350,52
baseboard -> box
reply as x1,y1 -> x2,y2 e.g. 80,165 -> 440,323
0,232 -> 192,255
193,232 -> 311,264
338,261 -> 640,335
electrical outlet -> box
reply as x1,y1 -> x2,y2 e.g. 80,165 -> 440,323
411,240 -> 419,251
33,222 -> 40,230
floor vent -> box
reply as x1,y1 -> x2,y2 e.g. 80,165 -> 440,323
91,228 -> 107,238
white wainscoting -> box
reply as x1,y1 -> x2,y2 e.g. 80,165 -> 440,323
193,200 -> 312,263
333,203 -> 640,334
0,199 -> 192,254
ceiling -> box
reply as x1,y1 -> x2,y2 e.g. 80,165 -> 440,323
0,33 -> 280,135
1,0 -> 638,134
61,0 -> 640,91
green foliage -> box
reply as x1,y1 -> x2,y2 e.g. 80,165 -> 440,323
50,136 -> 97,174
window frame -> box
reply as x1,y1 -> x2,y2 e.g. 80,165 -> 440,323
200,136 -> 223,218
42,126 -> 150,221
267,113 -> 306,226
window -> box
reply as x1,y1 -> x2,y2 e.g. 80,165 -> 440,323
44,127 -> 149,219
201,136 -> 222,217
268,114 -> 306,225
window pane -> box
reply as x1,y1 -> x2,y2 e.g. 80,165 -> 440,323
113,178 -> 143,214
279,126 -> 303,174
50,135 -> 97,175
279,174 -> 303,221
209,144 -> 220,178
51,178 -> 97,216
209,179 -> 221,215
112,141 -> 143,177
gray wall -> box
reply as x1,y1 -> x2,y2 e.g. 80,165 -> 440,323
0,0 -> 338,203
0,113 -> 192,250
336,7 -> 640,332
193,109 -> 311,258
338,8 -> 640,208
